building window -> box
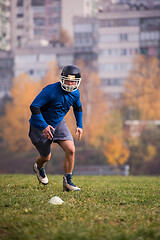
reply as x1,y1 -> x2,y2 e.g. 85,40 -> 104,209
46,7 -> 54,14
99,63 -> 132,73
140,31 -> 160,41
53,17 -> 60,23
17,13 -> 23,18
17,0 -> 23,6
128,33 -> 139,41
101,78 -> 124,86
127,18 -> 139,26
34,29 -> 45,36
17,25 -> 24,29
53,6 -> 61,12
99,48 -> 139,57
74,24 -> 92,33
32,6 -> 45,14
99,33 -> 138,43
48,18 -> 54,25
34,18 -> 45,26
29,70 -> 34,75
15,55 -> 37,63
99,34 -> 119,43
121,49 -> 127,56
32,0 -> 45,6
47,0 -> 55,4
99,18 -> 139,27
140,48 -> 148,55
119,33 -> 128,42
140,17 -> 160,31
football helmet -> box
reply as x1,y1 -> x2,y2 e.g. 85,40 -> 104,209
60,65 -> 81,92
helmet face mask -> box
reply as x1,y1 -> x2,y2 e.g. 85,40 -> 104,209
60,65 -> 81,92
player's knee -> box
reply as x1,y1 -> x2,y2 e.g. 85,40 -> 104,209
43,153 -> 51,161
66,145 -> 75,156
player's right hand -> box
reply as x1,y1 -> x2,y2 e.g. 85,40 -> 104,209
75,127 -> 83,141
42,125 -> 55,140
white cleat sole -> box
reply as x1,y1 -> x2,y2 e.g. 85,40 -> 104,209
63,176 -> 81,191
33,163 -> 49,185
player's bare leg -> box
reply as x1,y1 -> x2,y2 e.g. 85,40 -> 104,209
36,153 -> 51,169
58,140 -> 81,191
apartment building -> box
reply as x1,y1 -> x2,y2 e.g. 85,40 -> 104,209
0,0 -> 13,97
61,0 -> 93,40
9,0 -> 62,50
0,51 -> 13,98
32,0 -> 61,42
73,16 -> 98,68
0,0 -> 11,51
12,0 -> 34,49
14,45 -> 74,80
98,3 -> 160,100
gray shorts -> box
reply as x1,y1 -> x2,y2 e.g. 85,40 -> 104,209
29,119 -> 73,157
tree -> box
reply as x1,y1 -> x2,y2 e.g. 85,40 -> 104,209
123,55 -> 160,120
128,126 -> 160,175
121,55 -> 160,173
103,110 -> 130,166
0,73 -> 40,152
103,135 -> 130,166
75,59 -> 108,147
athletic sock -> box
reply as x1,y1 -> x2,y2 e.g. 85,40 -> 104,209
65,173 -> 72,178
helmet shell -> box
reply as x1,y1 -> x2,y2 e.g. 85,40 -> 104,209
61,65 -> 81,78
60,65 -> 81,92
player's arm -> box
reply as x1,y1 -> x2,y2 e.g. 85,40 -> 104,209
29,86 -> 54,139
73,98 -> 83,141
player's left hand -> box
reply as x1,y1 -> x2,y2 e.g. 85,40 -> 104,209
75,127 -> 83,141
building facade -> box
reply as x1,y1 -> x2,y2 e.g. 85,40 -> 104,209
1,0 -> 160,101
73,16 -> 98,68
110,0 -> 160,8
61,0 -> 92,40
13,0 -> 34,49
0,0 -> 11,51
0,51 -> 13,98
97,3 -> 160,100
9,0 -> 62,51
14,45 -> 74,80
32,0 -> 61,42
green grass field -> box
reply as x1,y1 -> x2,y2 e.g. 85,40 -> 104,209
0,175 -> 160,240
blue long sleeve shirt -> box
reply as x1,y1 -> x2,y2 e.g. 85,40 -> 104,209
29,82 -> 83,130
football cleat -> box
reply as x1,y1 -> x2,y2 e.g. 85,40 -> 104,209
63,174 -> 81,191
33,163 -> 48,185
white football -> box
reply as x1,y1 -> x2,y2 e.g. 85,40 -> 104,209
48,196 -> 64,205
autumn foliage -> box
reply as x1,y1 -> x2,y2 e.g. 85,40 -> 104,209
77,60 -> 107,147
102,110 -> 130,166
123,55 -> 160,120
0,74 -> 40,152
121,55 -> 160,172
103,135 -> 130,166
